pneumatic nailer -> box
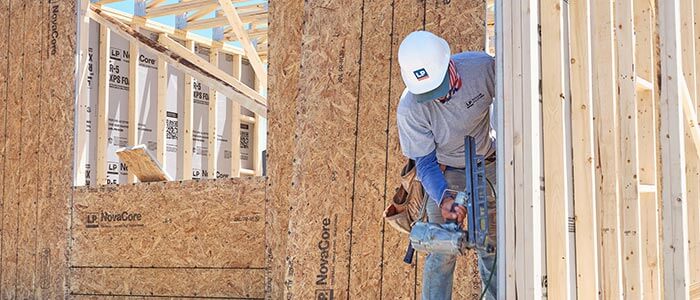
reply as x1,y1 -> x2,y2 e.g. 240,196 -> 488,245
404,136 -> 492,262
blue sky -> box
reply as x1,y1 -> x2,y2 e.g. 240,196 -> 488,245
107,0 -> 267,43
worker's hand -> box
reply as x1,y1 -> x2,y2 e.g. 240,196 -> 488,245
440,197 -> 467,223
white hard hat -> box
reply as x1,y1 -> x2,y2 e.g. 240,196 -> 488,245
398,31 -> 451,103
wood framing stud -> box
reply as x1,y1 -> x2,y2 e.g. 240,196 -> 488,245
659,0 -> 692,298
96,24 -> 110,185
127,26 -> 139,184
569,0 -> 600,297
208,48 -> 219,179
540,0 -> 573,297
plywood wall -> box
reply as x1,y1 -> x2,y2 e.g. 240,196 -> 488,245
70,178 -> 266,299
0,0 -> 76,298
266,0 -> 486,298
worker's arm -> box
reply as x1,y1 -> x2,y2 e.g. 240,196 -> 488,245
414,149 -> 447,205
415,150 -> 466,222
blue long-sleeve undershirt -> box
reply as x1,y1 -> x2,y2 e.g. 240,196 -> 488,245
415,149 -> 448,206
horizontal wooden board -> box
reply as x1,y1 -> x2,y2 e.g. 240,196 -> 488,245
71,178 -> 265,268
70,267 -> 264,299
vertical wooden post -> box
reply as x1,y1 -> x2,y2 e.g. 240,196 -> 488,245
253,76 -> 263,176
615,0 -> 644,297
569,0 -> 600,297
540,0 -> 573,297
181,40 -> 195,180
659,0 -> 691,298
96,25 -> 110,186
75,0 -> 91,186
229,54 -> 242,178
208,48 -> 219,179
156,45 -> 167,168
680,0 -> 700,285
127,30 -> 139,183
499,0 -> 517,294
591,0 -> 624,297
500,0 -> 545,297
634,0 -> 662,297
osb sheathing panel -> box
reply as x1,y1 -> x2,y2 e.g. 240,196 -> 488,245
71,178 -> 265,268
265,0 -> 304,298
0,0 -> 74,298
381,0 -> 424,298
271,0 -> 486,299
17,0 -> 44,297
1,0 -> 27,296
347,0 -> 394,298
283,0 -> 364,298
71,268 -> 265,299
425,0 -> 486,54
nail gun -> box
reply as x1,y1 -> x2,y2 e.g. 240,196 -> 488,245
403,135 -> 492,263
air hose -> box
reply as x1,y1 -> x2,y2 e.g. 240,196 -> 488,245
479,177 -> 498,300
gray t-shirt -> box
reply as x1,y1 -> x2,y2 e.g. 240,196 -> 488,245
397,52 -> 496,168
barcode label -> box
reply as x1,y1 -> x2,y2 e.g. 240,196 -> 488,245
166,119 -> 178,140
241,131 -> 249,149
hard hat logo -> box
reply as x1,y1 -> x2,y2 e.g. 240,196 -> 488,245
413,68 -> 430,81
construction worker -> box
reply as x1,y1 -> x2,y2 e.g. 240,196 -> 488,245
397,31 -> 497,299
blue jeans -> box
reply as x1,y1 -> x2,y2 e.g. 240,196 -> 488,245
421,163 -> 497,300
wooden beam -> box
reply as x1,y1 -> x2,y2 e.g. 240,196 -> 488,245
636,76 -> 654,91
681,78 -> 700,155
217,0 -> 267,87
98,5 -> 247,56
591,0 -> 624,297
156,49 -> 167,169
127,28 -> 139,184
93,0 -> 125,5
634,0 -> 662,297
88,6 -> 267,117
157,34 -> 267,107
146,0 -> 217,19
187,5 -> 218,22
146,0 -> 166,9
499,0 -> 516,295
229,54 -> 241,178
691,281 -> 700,299
518,0 -> 544,297
208,48 -> 219,179
569,0 -> 600,297
185,12 -> 268,31
681,0 -> 697,106
253,77 -> 263,176
96,23 -> 110,185
615,0 -> 643,296
540,0 -> 572,298
659,0 -> 692,298
75,0 -> 91,186
182,39 -> 194,180
680,0 -> 700,286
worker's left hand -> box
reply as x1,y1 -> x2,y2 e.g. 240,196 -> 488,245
440,197 -> 467,223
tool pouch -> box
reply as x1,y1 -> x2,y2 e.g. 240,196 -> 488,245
384,159 -> 427,235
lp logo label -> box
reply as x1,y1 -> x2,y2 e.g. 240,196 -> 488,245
413,68 -> 430,81
315,289 -> 333,300
86,213 -> 99,228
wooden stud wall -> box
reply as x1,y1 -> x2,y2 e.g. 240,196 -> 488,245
83,3 -> 268,184
266,0 -> 486,298
498,0 -> 700,298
